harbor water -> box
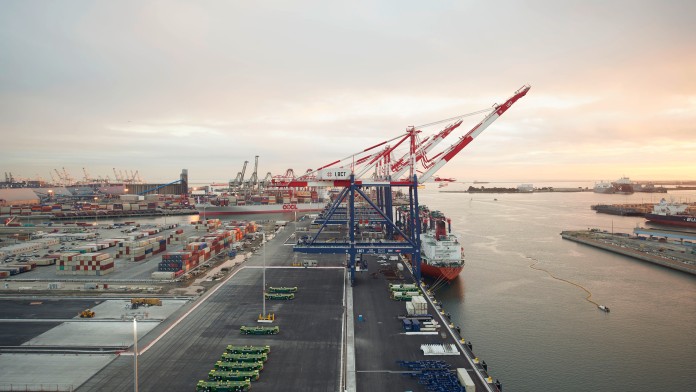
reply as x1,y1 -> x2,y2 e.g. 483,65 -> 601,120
419,184 -> 696,392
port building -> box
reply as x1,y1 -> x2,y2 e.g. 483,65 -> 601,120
0,188 -> 40,206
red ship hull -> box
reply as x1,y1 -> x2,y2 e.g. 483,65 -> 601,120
420,263 -> 463,281
645,213 -> 696,228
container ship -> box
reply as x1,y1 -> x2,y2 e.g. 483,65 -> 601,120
418,208 -> 465,281
196,190 -> 327,216
197,201 -> 326,216
644,198 -> 696,228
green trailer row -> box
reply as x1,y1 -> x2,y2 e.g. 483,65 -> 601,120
240,325 -> 279,335
198,344 -> 274,391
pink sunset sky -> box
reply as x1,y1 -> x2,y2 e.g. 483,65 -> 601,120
1,1 -> 694,183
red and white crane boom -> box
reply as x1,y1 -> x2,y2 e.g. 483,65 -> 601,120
418,85 -> 531,183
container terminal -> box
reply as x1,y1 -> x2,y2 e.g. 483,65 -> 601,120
1,85 -> 532,391
0,215 -> 500,392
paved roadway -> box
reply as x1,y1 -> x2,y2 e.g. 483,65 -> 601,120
78,225 -> 345,392
0,298 -> 104,347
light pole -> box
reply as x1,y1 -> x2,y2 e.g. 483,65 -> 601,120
262,232 -> 266,317
133,317 -> 139,392
94,196 -> 98,252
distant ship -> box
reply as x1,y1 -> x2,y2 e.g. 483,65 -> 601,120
517,184 -> 534,193
644,199 -> 696,228
419,209 -> 465,281
611,176 -> 635,194
593,181 -> 615,194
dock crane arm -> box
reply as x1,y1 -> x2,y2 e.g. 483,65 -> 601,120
418,85 -> 531,183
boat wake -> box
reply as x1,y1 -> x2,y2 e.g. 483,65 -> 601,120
526,256 -> 608,312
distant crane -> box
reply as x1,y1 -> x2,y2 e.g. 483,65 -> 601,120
260,172 -> 273,186
61,167 -> 73,185
230,160 -> 248,188
113,168 -> 122,183
54,169 -> 66,186
82,167 -> 91,183
247,156 -> 259,190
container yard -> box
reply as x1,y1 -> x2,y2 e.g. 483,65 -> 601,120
0,218 -> 266,289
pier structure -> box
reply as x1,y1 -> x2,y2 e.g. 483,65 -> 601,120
561,229 -> 696,275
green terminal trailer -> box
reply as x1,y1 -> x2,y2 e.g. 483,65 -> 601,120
209,369 -> 260,382
240,325 -> 279,335
267,286 -> 298,293
214,361 -> 264,372
264,292 -> 295,300
195,379 -> 251,392
220,352 -> 268,363
225,345 -> 271,354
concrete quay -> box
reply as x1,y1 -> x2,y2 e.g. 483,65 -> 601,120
561,230 -> 696,275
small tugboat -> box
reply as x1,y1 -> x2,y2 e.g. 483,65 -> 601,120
598,305 -> 610,313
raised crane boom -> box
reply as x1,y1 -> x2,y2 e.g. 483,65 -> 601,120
274,85 -> 530,188
418,85 -> 531,183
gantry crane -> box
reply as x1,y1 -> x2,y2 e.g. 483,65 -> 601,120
230,160 -> 249,188
247,156 -> 259,190
287,85 -> 531,285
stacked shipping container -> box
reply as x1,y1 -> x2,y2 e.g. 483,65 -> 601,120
117,236 -> 167,262
56,252 -> 114,276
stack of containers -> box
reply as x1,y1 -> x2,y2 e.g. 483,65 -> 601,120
188,241 -> 211,262
118,236 -> 167,262
160,223 -> 178,230
169,228 -> 185,244
4,263 -> 34,274
57,252 -> 114,275
56,252 -> 80,274
98,239 -> 120,248
194,219 -> 222,232
224,226 -> 245,242
0,267 -> 21,276
158,251 -> 197,274
141,228 -> 161,236
407,295 -> 428,315
75,252 -> 114,276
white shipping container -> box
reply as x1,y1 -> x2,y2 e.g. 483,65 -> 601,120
151,271 -> 175,280
456,368 -> 476,392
